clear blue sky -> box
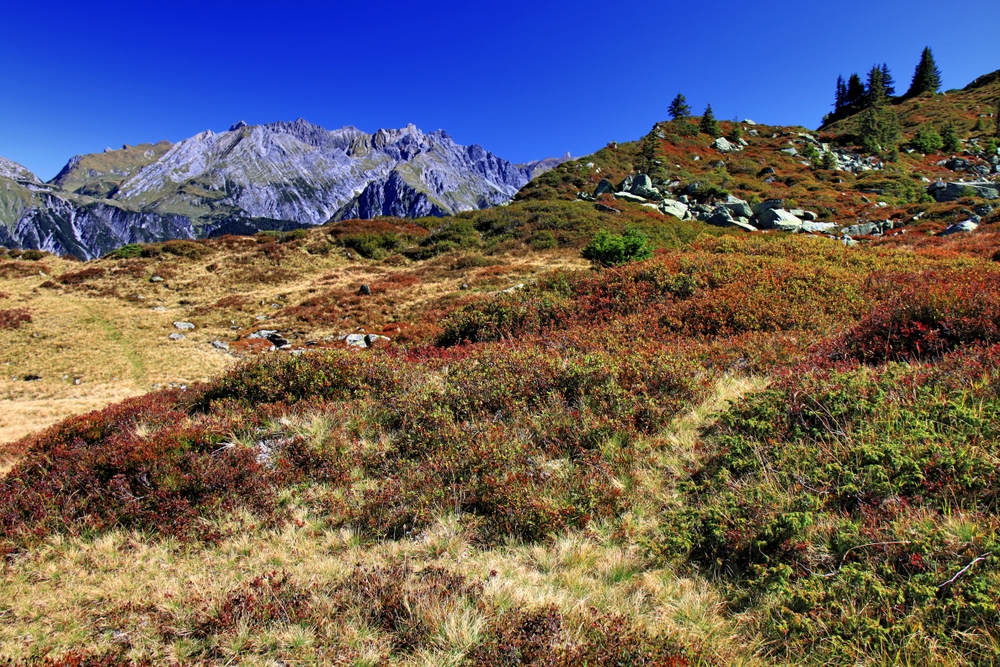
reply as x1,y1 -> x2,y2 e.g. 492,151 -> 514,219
2,1 -> 997,180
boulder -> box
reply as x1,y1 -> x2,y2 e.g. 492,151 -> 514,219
752,199 -> 784,217
150,275 -> 164,283
706,207 -> 758,232
712,137 -> 738,153
168,333 -> 185,341
758,208 -> 803,232
212,340 -> 230,351
928,181 -> 1000,202
800,221 -> 839,233
173,321 -> 195,330
781,147 -> 799,156
939,220 -> 979,236
595,203 -> 620,214
629,174 -> 661,200
660,199 -> 689,220
724,196 -> 754,219
614,192 -> 648,204
594,179 -> 615,197
358,284 -> 372,296
617,175 -> 636,193
841,221 -> 893,236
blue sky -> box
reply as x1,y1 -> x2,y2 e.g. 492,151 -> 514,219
1,1 -> 997,180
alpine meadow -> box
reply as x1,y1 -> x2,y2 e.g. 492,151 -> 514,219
1,29 -> 1000,667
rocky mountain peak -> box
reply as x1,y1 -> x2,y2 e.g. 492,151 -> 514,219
0,157 -> 41,185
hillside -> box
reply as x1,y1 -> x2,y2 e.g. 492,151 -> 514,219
2,71 -> 1000,666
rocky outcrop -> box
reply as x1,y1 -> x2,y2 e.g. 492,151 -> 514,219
928,181 -> 1000,202
108,120 -> 538,231
2,120 -> 558,256
0,159 -> 194,259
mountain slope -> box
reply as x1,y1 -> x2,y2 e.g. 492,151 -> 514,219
0,159 -> 193,260
79,120 -> 539,233
822,68 -> 1000,140
51,140 -> 174,198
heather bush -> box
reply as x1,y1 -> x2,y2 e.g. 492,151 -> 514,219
841,271 -> 1000,362
0,308 -> 31,330
659,346 -> 1000,663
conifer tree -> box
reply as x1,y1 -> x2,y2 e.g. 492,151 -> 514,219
941,122 -> 960,152
865,65 -> 887,109
996,98 -> 1000,139
881,63 -> 896,98
846,74 -> 866,108
699,104 -> 721,138
905,47 -> 942,98
834,75 -> 848,111
858,73 -> 901,155
668,94 -> 691,121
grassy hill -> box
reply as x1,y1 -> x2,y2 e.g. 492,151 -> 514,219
0,78 -> 1000,665
823,68 -> 1000,143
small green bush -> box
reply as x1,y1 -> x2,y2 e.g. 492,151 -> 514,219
581,227 -> 653,267
108,244 -> 145,259
911,125 -> 944,153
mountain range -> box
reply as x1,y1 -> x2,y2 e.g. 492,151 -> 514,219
0,120 -> 567,259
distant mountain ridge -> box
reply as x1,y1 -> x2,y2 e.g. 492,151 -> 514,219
0,120 -> 569,259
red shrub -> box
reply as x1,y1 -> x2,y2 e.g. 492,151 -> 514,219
841,271 -> 1000,362
0,308 -> 31,330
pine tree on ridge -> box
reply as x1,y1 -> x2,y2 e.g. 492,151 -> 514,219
905,47 -> 942,99
668,94 -> 691,121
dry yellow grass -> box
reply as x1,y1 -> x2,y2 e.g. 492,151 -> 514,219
0,237 -> 588,465
0,375 -> 770,665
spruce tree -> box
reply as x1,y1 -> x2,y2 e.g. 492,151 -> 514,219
996,98 -> 1000,139
834,75 -> 848,111
846,74 -> 866,108
668,94 -> 691,121
858,76 -> 901,155
865,65 -> 886,109
699,104 -> 721,138
881,63 -> 896,98
941,122 -> 960,152
905,47 -> 942,98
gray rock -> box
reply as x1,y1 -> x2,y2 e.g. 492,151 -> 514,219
712,137 -> 738,153
724,196 -> 754,219
614,192 -> 648,204
660,199 -> 689,220
705,207 -> 757,231
781,147 -> 799,156
758,208 -> 803,231
358,284 -> 371,296
212,340 -> 230,350
344,333 -> 368,348
173,321 -> 195,330
629,174 -> 661,200
594,179 -> 615,197
752,199 -> 784,217
940,220 -> 979,236
595,203 -> 620,214
800,221 -> 839,233
928,181 -> 1000,202
617,175 -> 635,193
150,275 -> 164,283
168,333 -> 186,341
